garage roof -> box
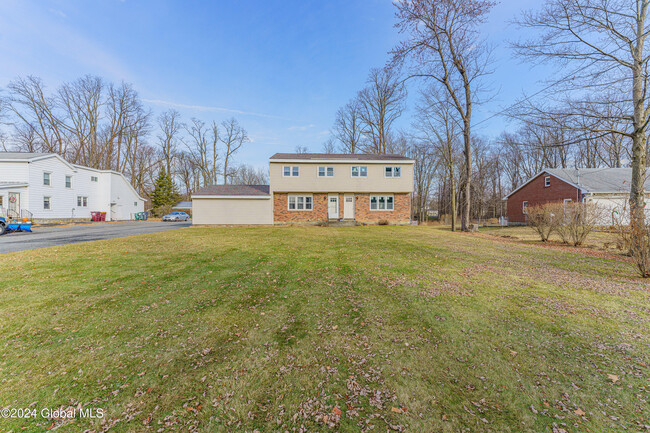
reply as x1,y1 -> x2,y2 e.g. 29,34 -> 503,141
193,184 -> 270,197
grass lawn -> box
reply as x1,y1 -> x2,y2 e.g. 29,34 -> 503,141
0,226 -> 648,432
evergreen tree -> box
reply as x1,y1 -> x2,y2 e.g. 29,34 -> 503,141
151,170 -> 181,209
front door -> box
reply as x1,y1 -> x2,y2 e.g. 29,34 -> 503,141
343,194 -> 354,219
328,195 -> 339,220
8,192 -> 19,218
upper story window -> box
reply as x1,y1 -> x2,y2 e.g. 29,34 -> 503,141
283,166 -> 299,177
65,175 -> 72,188
522,201 -> 528,214
318,166 -> 334,177
351,166 -> 368,177
385,166 -> 402,178
43,172 -> 51,186
544,176 -> 551,187
91,176 -> 98,182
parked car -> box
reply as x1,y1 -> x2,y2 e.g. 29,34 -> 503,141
162,211 -> 190,222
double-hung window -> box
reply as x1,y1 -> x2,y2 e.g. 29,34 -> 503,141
370,195 -> 394,211
283,166 -> 299,177
91,176 -> 98,182
43,196 -> 51,210
77,196 -> 88,207
43,172 -> 51,186
544,176 -> 551,187
522,201 -> 528,214
318,166 -> 334,177
288,195 -> 313,210
351,166 -> 368,177
385,166 -> 401,178
65,175 -> 72,188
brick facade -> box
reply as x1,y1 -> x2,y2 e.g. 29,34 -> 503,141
273,192 -> 411,224
507,173 -> 582,223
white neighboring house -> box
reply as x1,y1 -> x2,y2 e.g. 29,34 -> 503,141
0,152 -> 146,221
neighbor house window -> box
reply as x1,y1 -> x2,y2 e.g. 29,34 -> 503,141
65,175 -> 72,188
544,176 -> 551,187
385,166 -> 402,178
43,196 -> 51,210
43,172 -> 51,186
134,201 -> 138,206
522,201 -> 528,214
0,196 -> 3,208
351,166 -> 368,177
283,166 -> 299,177
288,195 -> 313,210
91,176 -> 98,182
318,166 -> 334,177
77,196 -> 88,207
370,195 -> 394,211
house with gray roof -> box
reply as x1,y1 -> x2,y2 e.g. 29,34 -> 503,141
191,153 -> 414,225
504,168 -> 644,225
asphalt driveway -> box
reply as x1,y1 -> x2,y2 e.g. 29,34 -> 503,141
0,221 -> 191,254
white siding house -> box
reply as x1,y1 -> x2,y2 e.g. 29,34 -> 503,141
0,153 -> 145,221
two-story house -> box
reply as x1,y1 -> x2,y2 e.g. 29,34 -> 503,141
191,153 -> 414,225
0,152 -> 146,221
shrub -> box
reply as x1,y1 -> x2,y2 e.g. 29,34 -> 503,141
526,203 -> 562,242
152,204 -> 173,218
378,219 -> 389,225
555,202 -> 603,246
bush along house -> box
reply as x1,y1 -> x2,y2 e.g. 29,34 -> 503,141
191,153 -> 414,225
504,168 -> 645,226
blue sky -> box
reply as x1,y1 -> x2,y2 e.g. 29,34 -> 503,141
0,0 -> 548,168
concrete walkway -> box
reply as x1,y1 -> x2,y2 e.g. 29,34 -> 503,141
0,221 -> 191,254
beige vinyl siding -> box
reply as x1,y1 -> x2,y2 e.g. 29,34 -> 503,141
192,197 -> 272,225
269,162 -> 414,193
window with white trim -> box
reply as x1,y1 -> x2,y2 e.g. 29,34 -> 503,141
522,201 -> 528,214
288,194 -> 313,210
77,196 -> 88,207
544,176 -> 551,187
91,176 -> 98,182
0,196 -> 3,208
65,175 -> 72,188
351,166 -> 368,177
370,195 -> 394,211
318,166 -> 334,177
283,166 -> 299,177
43,172 -> 51,186
43,196 -> 51,210
385,166 -> 402,178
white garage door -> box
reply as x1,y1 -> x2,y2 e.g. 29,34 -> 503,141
192,197 -> 272,225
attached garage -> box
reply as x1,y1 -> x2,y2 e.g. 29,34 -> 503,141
191,185 -> 272,225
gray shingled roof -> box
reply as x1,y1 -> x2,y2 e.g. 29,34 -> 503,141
270,153 -> 411,161
0,152 -> 49,160
546,168 -> 646,193
193,184 -> 270,196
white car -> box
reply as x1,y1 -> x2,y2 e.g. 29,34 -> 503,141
162,212 -> 190,222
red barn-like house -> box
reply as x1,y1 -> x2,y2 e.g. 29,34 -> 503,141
504,168 -> 638,225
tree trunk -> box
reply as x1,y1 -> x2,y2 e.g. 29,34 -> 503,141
461,119 -> 472,231
449,161 -> 456,232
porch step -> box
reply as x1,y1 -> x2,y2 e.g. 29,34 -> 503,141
327,220 -> 358,227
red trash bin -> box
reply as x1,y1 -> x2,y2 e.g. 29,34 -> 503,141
99,212 -> 107,221
91,211 -> 99,222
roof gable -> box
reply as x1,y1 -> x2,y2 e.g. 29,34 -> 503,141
269,153 -> 412,162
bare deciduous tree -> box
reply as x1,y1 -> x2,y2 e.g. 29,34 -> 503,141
332,99 -> 363,154
231,164 -> 269,185
220,118 -> 249,184
356,68 -> 406,154
514,0 -> 650,262
157,109 -> 182,177
392,0 -> 495,231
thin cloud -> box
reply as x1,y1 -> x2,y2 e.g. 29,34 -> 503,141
143,98 -> 289,120
287,124 -> 315,131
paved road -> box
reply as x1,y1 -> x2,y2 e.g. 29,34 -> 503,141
0,221 -> 191,254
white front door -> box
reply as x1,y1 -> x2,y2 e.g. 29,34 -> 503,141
343,194 -> 354,219
328,195 -> 339,220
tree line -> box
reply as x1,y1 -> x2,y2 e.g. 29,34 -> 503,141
0,75 -> 266,198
